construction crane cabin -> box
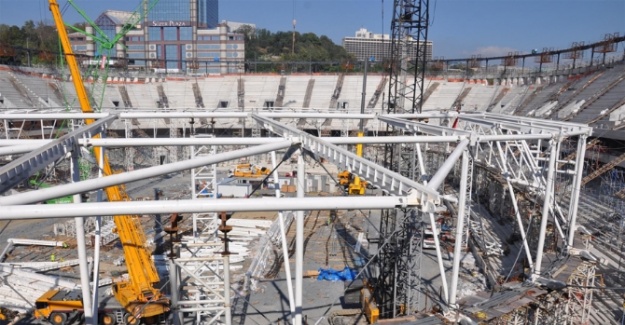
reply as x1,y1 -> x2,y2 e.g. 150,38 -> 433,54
34,1 -> 170,325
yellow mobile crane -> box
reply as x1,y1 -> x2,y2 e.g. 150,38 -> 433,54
34,1 -> 169,324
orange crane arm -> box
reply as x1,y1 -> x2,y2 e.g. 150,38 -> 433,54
48,0 -> 167,317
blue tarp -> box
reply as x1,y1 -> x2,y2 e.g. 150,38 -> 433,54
317,267 -> 357,282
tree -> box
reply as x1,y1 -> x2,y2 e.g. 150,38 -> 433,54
239,28 -> 354,72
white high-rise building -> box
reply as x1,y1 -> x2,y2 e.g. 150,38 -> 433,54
342,28 -> 433,63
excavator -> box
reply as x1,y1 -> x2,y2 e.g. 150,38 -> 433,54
33,1 -> 169,324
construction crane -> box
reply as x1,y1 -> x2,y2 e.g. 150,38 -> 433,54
34,1 -> 169,324
375,0 -> 430,320
64,0 -> 159,111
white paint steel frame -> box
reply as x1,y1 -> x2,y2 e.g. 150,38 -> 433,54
0,111 -> 594,324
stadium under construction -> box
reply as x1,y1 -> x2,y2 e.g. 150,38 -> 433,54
1,1 -> 625,325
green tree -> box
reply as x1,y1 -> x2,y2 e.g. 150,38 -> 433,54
238,27 -> 354,73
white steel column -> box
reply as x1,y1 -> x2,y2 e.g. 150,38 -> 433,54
427,139 -> 469,190
567,135 -> 587,247
169,258 -> 181,325
533,140 -> 558,278
294,151 -> 305,325
91,147 -> 104,319
426,208 -> 449,303
71,150 -> 93,323
271,150 -> 296,318
449,148 -> 469,306
415,142 -> 426,179
223,255 -> 232,325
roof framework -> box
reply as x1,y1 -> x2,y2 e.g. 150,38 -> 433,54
0,110 -> 593,323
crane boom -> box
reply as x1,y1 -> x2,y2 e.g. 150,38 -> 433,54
47,0 -> 169,320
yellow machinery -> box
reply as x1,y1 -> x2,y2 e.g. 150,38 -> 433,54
34,1 -> 170,324
34,290 -> 84,325
338,170 -> 367,195
337,131 -> 367,195
231,163 -> 270,178
361,280 -> 379,324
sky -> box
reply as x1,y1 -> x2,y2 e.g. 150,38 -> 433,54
0,0 -> 623,59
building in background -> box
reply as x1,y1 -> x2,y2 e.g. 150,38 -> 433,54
342,28 -> 433,63
69,0 -> 249,75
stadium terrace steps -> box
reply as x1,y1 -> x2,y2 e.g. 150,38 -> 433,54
308,75 -> 338,109
421,81 -> 464,111
164,81 -> 198,109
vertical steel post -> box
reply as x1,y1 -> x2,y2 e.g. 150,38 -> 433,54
91,146 -> 104,319
271,151 -> 296,318
533,140 -> 558,277
169,258 -> 180,325
427,212 -> 446,303
567,135 -> 588,247
224,255 -> 232,325
72,151 -> 93,323
357,58 -> 368,157
449,148 -> 469,306
294,151 -> 305,325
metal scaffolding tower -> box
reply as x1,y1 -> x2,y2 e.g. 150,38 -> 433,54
190,135 -> 219,238
566,261 -> 597,324
377,0 -> 430,317
387,0 -> 429,114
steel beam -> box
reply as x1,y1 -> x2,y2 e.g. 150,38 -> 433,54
0,141 -> 293,206
378,116 -> 472,137
0,136 -> 466,150
0,134 -> 562,153
459,112 -> 592,136
251,114 -> 439,201
0,111 -> 451,121
0,196 -> 410,219
426,139 -> 470,190
0,115 -> 118,194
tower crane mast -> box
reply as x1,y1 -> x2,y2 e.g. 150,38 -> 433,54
375,0 -> 430,319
